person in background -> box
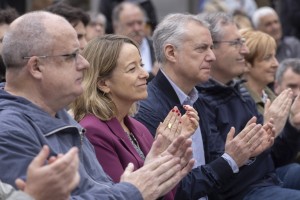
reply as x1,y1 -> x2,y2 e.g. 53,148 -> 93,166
0,7 -> 19,82
112,2 -> 158,81
241,29 -> 278,114
86,12 -> 106,42
252,6 -> 300,63
1,145 -> 79,200
275,58 -> 300,163
46,2 -> 89,51
233,10 -> 253,30
99,0 -> 157,35
275,58 -> 300,98
0,11 -> 194,200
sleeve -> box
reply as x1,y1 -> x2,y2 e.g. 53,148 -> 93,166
0,129 -> 43,188
271,120 -> 300,167
0,181 -> 34,200
175,157 -> 235,200
84,124 -> 125,182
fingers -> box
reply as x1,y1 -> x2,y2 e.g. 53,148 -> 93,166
49,147 -> 79,174
15,178 -> 26,191
179,144 -> 193,167
162,135 -> 185,156
225,127 -> 235,143
183,105 -> 199,121
247,126 -> 263,151
245,116 -> 257,126
120,163 -> 135,181
162,106 -> 180,131
155,122 -> 164,139
180,159 -> 195,178
69,171 -> 80,191
237,123 -> 257,140
29,145 -> 50,168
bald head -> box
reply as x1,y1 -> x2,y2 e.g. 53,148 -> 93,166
2,11 -> 76,69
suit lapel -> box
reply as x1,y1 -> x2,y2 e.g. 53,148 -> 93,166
105,117 -> 144,167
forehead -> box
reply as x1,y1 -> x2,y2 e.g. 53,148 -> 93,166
283,68 -> 300,79
74,21 -> 86,34
260,13 -> 278,24
119,42 -> 139,58
48,21 -> 79,51
116,42 -> 140,67
220,23 -> 240,40
184,21 -> 212,43
119,5 -> 144,22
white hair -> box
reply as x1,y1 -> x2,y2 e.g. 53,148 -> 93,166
252,6 -> 276,29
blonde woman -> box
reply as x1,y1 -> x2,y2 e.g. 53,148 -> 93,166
71,35 -> 198,199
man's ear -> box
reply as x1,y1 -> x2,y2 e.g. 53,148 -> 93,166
26,56 -> 43,79
97,78 -> 110,94
164,44 -> 177,63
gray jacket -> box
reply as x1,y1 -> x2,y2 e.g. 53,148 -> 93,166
0,181 -> 33,200
0,88 -> 143,200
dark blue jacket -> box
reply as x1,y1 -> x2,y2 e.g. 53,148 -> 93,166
135,70 -> 237,200
196,78 -> 300,199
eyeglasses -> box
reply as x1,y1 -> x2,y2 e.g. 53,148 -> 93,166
22,51 -> 79,62
213,38 -> 246,48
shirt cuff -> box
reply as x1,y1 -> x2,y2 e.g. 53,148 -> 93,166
221,153 -> 239,173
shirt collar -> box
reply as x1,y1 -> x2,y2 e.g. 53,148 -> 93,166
161,69 -> 198,105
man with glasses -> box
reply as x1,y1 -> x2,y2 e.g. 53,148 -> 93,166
0,11 -> 194,200
135,13 -> 274,199
195,12 -> 300,200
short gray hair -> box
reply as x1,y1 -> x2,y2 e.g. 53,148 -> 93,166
276,58 -> 300,84
2,11 -> 66,68
153,13 -> 209,63
252,7 -> 276,29
201,12 -> 234,43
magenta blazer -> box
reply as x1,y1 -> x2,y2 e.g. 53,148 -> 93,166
80,114 -> 154,182
80,114 -> 175,199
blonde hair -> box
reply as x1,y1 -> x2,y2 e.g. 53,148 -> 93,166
240,29 -> 276,65
71,34 -> 139,122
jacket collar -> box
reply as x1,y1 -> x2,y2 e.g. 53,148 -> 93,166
105,116 -> 146,164
0,89 -> 81,136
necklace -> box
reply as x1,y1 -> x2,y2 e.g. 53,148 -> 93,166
126,131 -> 145,160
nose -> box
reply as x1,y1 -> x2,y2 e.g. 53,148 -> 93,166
272,57 -> 279,69
139,66 -> 149,79
206,48 -> 216,62
240,42 -> 250,55
80,37 -> 88,51
77,54 -> 90,70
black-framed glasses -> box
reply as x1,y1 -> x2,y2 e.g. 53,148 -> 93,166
213,37 -> 246,48
22,51 -> 79,62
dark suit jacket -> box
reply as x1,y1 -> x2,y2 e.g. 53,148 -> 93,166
135,70 -> 236,200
